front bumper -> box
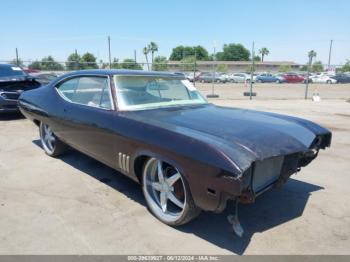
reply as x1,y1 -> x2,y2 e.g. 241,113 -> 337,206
0,92 -> 20,112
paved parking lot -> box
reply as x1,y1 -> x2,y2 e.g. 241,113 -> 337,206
196,82 -> 350,100
0,85 -> 350,255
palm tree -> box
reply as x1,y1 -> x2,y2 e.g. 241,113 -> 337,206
143,47 -> 150,70
148,42 -> 158,64
308,50 -> 317,64
259,47 -> 270,62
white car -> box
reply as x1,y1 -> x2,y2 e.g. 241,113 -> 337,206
228,73 -> 255,83
309,74 -> 337,84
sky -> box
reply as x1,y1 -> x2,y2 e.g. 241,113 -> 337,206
1,0 -> 349,65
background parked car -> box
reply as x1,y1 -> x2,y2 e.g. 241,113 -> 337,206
29,72 -> 59,85
281,73 -> 305,83
197,72 -> 227,83
331,73 -> 350,83
227,73 -> 254,83
0,64 -> 41,112
309,74 -> 337,84
256,73 -> 285,83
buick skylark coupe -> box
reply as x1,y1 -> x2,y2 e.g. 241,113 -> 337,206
18,70 -> 331,235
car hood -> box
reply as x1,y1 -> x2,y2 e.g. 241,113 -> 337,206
125,104 -> 330,171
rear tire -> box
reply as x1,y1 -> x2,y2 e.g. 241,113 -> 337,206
39,122 -> 67,157
142,158 -> 201,226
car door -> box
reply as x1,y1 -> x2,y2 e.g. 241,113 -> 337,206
238,74 -> 245,82
54,75 -> 117,168
266,74 -> 274,82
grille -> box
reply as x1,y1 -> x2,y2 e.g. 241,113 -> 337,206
252,156 -> 284,193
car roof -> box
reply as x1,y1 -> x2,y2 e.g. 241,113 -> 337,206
0,63 -> 20,69
63,69 -> 184,78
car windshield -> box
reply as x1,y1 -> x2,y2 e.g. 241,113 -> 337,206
0,66 -> 26,77
114,75 -> 207,110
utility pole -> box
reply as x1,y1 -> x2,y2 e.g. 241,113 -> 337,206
74,49 -> 79,70
193,49 -> 197,86
134,50 -> 137,63
305,55 -> 312,100
327,39 -> 333,70
15,48 -> 19,66
249,41 -> 255,100
206,42 -> 219,98
108,36 -> 112,68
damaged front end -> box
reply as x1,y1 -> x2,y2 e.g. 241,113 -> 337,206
0,77 -> 41,112
227,132 -> 332,237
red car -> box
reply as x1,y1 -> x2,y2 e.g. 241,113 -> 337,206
282,73 -> 305,83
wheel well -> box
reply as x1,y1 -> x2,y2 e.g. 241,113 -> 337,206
33,119 -> 40,127
133,155 -> 150,183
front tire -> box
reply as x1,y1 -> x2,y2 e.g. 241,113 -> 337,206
39,122 -> 67,157
142,158 -> 201,226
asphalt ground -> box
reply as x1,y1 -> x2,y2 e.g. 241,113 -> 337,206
0,84 -> 349,254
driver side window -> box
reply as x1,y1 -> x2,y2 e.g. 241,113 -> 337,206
57,76 -> 113,110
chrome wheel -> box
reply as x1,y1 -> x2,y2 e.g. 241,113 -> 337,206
40,123 -> 56,154
143,158 -> 186,224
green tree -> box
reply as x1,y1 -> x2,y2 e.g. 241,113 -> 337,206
169,45 -> 209,61
180,56 -> 196,71
98,59 -> 110,69
28,60 -> 42,70
80,52 -> 98,69
193,46 -> 209,60
170,46 -> 188,61
254,55 -> 261,62
66,52 -> 81,70
259,47 -> 270,62
340,60 -> 350,72
29,56 -> 63,71
119,58 -> 143,70
216,64 -> 228,73
308,50 -> 317,64
216,43 -> 250,61
278,65 -> 292,72
111,58 -> 120,69
40,56 -> 63,70
148,42 -> 158,64
312,61 -> 324,72
143,47 -> 150,70
152,56 -> 168,71
300,65 -> 308,71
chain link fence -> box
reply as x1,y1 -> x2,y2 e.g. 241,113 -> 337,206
1,59 -> 349,100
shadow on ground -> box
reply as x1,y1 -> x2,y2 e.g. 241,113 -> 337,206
32,139 -> 323,254
0,112 -> 24,121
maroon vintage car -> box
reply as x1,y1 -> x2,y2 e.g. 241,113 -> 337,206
18,69 -> 331,236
